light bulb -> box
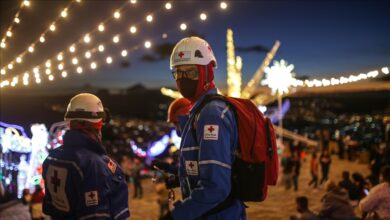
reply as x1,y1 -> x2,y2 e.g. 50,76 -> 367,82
72,58 -> 78,65
200,13 -> 207,20
165,2 -> 172,10
146,14 -> 153,22
40,36 -> 45,43
113,35 -> 119,43
180,23 -> 187,31
144,41 -> 151,48
114,11 -> 121,19
69,45 -> 76,53
121,50 -> 128,57
220,1 -> 228,10
98,45 -> 105,52
106,57 -> 113,64
98,24 -> 105,32
85,51 -> 92,59
28,46 -> 34,53
129,26 -> 137,34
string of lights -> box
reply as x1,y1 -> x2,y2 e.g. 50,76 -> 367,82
0,1 -> 230,88
0,0 -> 82,75
0,0 -> 31,50
0,0 -> 137,78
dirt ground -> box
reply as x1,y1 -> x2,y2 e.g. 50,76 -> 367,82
128,156 -> 370,220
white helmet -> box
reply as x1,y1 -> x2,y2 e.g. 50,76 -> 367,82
170,36 -> 217,69
64,93 -> 105,123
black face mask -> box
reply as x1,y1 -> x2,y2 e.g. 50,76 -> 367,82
176,78 -> 199,99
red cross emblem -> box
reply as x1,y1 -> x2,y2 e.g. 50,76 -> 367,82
188,162 -> 194,169
88,192 -> 96,199
207,126 -> 215,133
50,170 -> 61,193
178,51 -> 184,58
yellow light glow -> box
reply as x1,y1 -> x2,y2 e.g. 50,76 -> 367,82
90,62 -> 97,69
76,0 -> 81,2
50,24 -> 56,32
162,33 -> 168,39
14,17 -> 20,23
0,42 -> 5,48
113,35 -> 120,43
36,78 -> 41,84
45,69 -> 51,75
144,41 -> 151,48
28,46 -> 34,53
58,63 -> 64,70
6,31 -> 12,37
72,58 -> 78,65
146,14 -> 153,22
61,71 -> 67,78
49,75 -> 54,81
220,1 -> 228,10
76,67 -> 83,74
98,24 -> 105,32
23,81 -> 29,86
16,57 -> 22,63
8,64 -> 13,70
129,26 -> 137,34
57,53 -> 63,61
84,34 -> 91,43
382,67 -> 389,74
61,9 -> 68,18
23,0 -> 30,7
165,2 -> 172,10
263,59 -> 296,95
69,45 -> 76,53
1,69 -> 6,75
33,67 -> 39,74
45,60 -> 51,68
85,51 -> 92,59
114,11 -> 121,19
130,0 -> 137,3
40,36 -> 45,43
121,50 -> 128,57
180,23 -> 187,31
106,57 -> 113,64
98,45 -> 105,52
200,13 -> 207,20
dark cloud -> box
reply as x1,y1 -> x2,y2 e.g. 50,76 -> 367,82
236,45 -> 269,53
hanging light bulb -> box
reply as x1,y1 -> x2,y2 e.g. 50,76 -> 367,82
14,17 -> 20,23
61,71 -> 68,78
165,2 -> 172,10
200,13 -> 207,20
98,45 -> 105,52
90,62 -> 97,69
84,34 -> 91,43
85,51 -> 92,59
72,57 -> 79,65
33,67 -> 39,74
40,36 -> 45,43
45,60 -> 51,68
1,69 -> 6,75
28,46 -> 34,53
220,1 -> 228,10
77,67 -> 83,74
0,41 -> 5,48
57,53 -> 63,61
61,9 -> 68,18
36,78 -> 41,84
58,63 -> 64,70
106,56 -> 113,64
129,26 -> 137,34
180,23 -> 187,31
146,14 -> 153,22
121,50 -> 128,57
45,69 -> 51,75
69,45 -> 76,53
98,23 -> 105,32
6,31 -> 12,37
113,35 -> 120,43
50,24 -> 56,32
16,57 -> 22,63
144,41 -> 152,48
8,64 -> 13,70
48,75 -> 54,81
114,11 -> 121,19
23,0 -> 30,7
130,0 -> 137,4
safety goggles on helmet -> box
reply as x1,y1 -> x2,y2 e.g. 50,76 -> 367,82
172,68 -> 199,80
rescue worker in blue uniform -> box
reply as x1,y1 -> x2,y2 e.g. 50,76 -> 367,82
42,93 -> 130,220
157,37 -> 247,220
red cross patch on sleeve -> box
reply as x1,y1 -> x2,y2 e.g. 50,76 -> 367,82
203,124 -> 219,140
85,190 -> 98,206
107,158 -> 117,174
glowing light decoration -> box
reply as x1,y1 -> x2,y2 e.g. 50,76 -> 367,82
28,46 -> 34,53
69,45 -> 76,53
83,34 -> 91,43
121,50 -> 128,57
130,141 -> 147,158
57,53 -> 63,61
48,75 -> 54,81
39,36 -> 45,43
146,14 -> 153,22
170,129 -> 181,149
114,11 -> 121,19
72,57 -> 79,65
180,23 -> 187,31
148,135 -> 170,157
85,51 -> 92,58
263,59 -> 296,95
61,71 -> 68,77
61,9 -> 68,18
220,1 -> 228,10
90,62 -> 97,69
106,56 -> 113,64
200,13 -> 207,21
144,41 -> 152,48
226,29 -> 242,98
98,24 -> 105,32
165,2 -> 172,10
50,24 -> 56,32
76,66 -> 83,74
16,57 -> 22,63
129,26 -> 137,34
113,35 -> 120,43
98,44 -> 105,52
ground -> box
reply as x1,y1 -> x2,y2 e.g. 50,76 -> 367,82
128,156 -> 370,220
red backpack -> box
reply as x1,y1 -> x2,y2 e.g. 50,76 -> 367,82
192,94 -> 278,202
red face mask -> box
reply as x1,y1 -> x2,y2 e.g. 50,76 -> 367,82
176,63 -> 215,103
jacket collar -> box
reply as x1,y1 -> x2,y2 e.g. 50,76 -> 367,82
63,130 -> 107,155
190,88 -> 218,114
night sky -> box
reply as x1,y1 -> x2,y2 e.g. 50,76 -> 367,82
0,0 -> 389,92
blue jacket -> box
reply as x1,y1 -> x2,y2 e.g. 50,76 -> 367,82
42,130 -> 130,220
171,89 -> 246,220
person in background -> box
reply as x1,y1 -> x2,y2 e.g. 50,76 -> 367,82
308,153 -> 319,188
292,151 -> 301,192
318,180 -> 356,220
290,196 -> 319,220
131,157 -> 144,199
30,185 -> 45,220
319,150 -> 332,184
338,171 -> 359,202
21,188 -> 31,205
281,148 -> 294,190
352,172 -> 368,202
359,165 -> 390,219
